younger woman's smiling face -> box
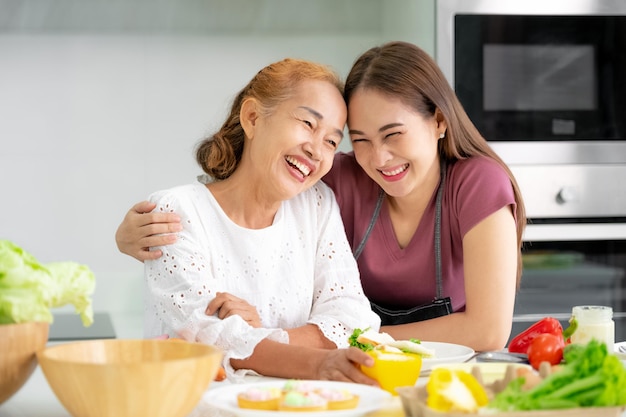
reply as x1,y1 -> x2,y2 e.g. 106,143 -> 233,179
347,88 -> 445,198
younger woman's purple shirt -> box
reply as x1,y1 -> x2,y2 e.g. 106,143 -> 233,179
323,152 -> 517,312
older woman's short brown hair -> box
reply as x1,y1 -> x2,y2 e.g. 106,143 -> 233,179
196,59 -> 343,180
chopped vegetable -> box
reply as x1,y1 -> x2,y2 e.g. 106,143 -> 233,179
0,240 -> 95,326
386,340 -> 435,357
527,333 -> 564,370
348,328 -> 434,356
348,327 -> 375,351
214,366 -> 227,381
508,316 -> 578,365
355,328 -> 396,346
561,317 -> 578,343
349,327 -> 433,394
508,317 -> 563,354
490,339 -> 626,411
426,368 -> 489,413
361,349 -> 423,394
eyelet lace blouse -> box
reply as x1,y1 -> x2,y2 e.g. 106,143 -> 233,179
144,180 -> 380,381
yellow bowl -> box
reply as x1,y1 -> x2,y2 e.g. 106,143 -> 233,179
0,322 -> 50,404
38,339 -> 223,417
361,350 -> 423,395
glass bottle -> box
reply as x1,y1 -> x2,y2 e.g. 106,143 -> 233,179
569,305 -> 615,348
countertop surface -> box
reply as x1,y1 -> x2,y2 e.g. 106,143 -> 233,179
0,366 -> 404,417
0,312 -> 404,417
3,313 -> 626,417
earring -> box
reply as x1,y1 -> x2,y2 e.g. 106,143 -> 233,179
439,132 -> 445,139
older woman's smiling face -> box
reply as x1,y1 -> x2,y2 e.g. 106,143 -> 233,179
247,79 -> 347,200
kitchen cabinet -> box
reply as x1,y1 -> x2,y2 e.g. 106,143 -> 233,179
0,0 -> 433,52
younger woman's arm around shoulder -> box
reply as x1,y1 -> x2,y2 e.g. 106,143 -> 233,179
115,200 -> 182,261
383,205 -> 518,351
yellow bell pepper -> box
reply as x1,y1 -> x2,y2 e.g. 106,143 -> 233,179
426,368 -> 488,413
360,349 -> 422,395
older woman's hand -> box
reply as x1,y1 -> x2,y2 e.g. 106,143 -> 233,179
206,292 -> 262,328
316,347 -> 379,386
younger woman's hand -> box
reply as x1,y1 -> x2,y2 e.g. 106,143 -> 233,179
115,200 -> 182,261
206,292 -> 262,328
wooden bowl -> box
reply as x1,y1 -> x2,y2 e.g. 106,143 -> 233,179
0,322 -> 50,404
38,339 -> 223,417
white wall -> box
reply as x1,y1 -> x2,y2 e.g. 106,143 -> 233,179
0,1 -> 434,316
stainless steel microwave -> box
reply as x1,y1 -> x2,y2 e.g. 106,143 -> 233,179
436,0 -> 626,166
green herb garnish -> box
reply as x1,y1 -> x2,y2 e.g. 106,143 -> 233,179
348,327 -> 374,352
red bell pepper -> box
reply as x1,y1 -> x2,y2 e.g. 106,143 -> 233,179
508,317 -> 563,354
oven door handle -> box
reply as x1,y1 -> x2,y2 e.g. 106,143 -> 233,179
524,223 -> 626,242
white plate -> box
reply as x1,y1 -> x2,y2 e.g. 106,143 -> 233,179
203,380 -> 392,417
419,341 -> 475,373
615,341 -> 626,362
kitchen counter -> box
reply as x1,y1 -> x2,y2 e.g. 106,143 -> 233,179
0,365 -> 404,417
3,366 -> 405,417
3,313 -> 625,417
0,312 -> 404,417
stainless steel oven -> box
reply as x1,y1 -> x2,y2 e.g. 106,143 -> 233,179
514,226 -> 626,343
436,0 -> 626,343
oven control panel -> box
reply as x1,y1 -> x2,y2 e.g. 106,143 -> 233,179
511,164 -> 626,219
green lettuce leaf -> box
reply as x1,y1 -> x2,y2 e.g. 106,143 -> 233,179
0,240 -> 95,326
45,262 -> 95,326
0,288 -> 51,324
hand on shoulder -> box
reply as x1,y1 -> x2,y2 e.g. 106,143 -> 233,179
115,200 -> 182,261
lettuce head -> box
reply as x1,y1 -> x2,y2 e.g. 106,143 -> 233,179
0,240 -> 95,326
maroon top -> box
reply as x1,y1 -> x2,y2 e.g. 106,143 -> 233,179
323,152 -> 517,312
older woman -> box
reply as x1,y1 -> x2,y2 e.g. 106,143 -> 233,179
142,58 -> 380,383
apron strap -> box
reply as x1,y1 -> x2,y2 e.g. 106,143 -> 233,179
353,158 -> 448,300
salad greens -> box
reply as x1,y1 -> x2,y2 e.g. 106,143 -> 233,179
0,240 -> 95,326
348,327 -> 424,353
489,339 -> 626,410
349,327 -> 375,351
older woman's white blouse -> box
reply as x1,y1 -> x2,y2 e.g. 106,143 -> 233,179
144,180 -> 380,379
